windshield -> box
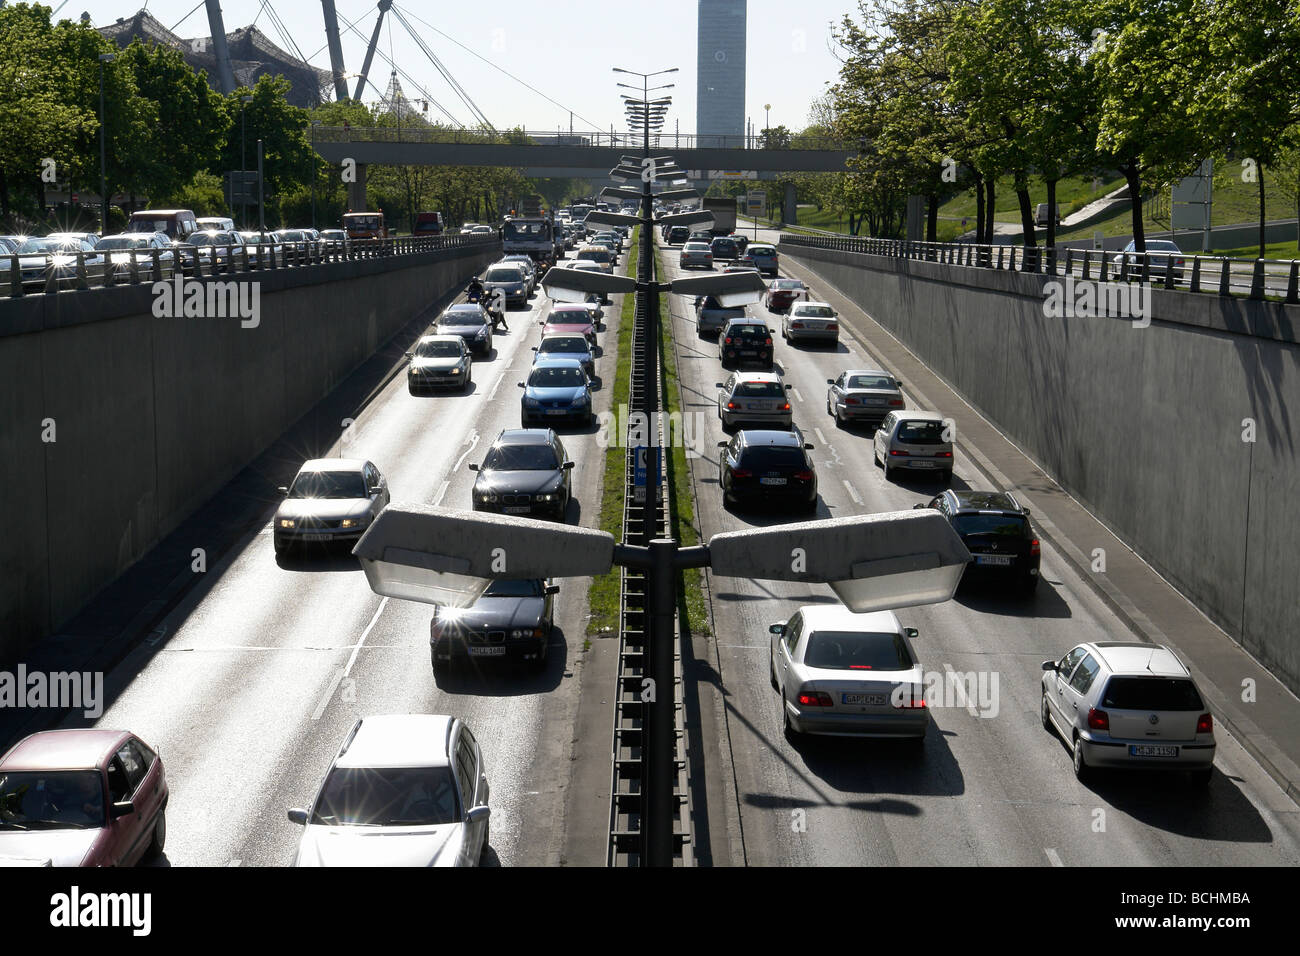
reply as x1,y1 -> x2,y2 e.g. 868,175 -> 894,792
0,770 -> 105,830
953,514 -> 1029,537
529,366 -> 586,387
482,443 -> 560,471
486,268 -> 524,283
503,221 -> 551,240
16,238 -> 60,254
847,374 -> 895,390
483,579 -> 544,597
129,218 -> 174,234
289,470 -> 368,499
442,310 -> 484,326
97,237 -> 149,250
539,337 -> 587,353
311,766 -> 459,827
1101,677 -> 1204,711
804,631 -> 914,671
416,340 -> 462,358
897,420 -> 948,444
190,233 -> 233,246
578,249 -> 610,261
734,381 -> 785,398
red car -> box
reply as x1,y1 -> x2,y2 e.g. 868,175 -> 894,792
0,729 -> 168,866
539,308 -> 597,347
765,278 -> 809,312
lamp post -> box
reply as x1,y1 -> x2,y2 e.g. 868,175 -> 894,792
98,52 -> 115,235
310,121 -> 322,229
240,95 -> 253,229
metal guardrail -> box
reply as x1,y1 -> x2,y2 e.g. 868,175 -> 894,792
1,234 -> 500,299
608,239 -> 692,867
779,235 -> 1300,304
313,125 -> 848,152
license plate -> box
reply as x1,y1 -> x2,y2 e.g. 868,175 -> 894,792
310,533 -> 334,541
843,693 -> 885,705
504,506 -> 530,514
975,554 -> 1013,566
545,409 -> 567,415
469,646 -> 507,657
739,350 -> 757,356
760,476 -> 787,486
1130,744 -> 1178,758
910,460 -> 935,468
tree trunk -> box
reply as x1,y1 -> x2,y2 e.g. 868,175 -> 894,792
1122,161 -> 1145,251
926,192 -> 938,242
974,171 -> 984,243
1258,163 -> 1265,258
984,178 -> 995,245
1017,183 -> 1036,247
1045,178 -> 1058,268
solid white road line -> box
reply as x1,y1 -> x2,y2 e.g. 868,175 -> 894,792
1045,848 -> 1065,867
841,479 -> 863,506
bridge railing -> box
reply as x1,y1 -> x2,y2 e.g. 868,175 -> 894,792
311,125 -> 849,151
1,233 -> 501,299
779,234 -> 1300,304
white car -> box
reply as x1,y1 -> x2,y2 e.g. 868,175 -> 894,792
770,605 -> 928,742
783,301 -> 840,345
272,458 -> 390,556
288,714 -> 491,867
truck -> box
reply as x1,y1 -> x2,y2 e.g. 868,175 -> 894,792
343,211 -> 387,239
501,217 -> 555,265
702,197 -> 737,236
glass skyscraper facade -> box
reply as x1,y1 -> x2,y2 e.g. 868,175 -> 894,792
696,0 -> 747,147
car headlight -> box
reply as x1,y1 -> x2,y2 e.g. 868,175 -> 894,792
340,518 -> 366,529
510,629 -> 526,639
524,397 -> 541,407
279,519 -> 295,529
573,394 -> 589,405
534,492 -> 555,502
477,491 -> 498,504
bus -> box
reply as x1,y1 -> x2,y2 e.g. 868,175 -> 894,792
343,211 -> 387,239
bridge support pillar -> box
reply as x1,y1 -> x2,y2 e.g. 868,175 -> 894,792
781,181 -> 797,228
346,163 -> 368,213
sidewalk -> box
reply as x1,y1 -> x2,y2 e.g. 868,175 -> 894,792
784,250 -> 1300,806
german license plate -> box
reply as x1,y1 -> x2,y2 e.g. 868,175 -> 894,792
546,409 -> 567,415
1130,744 -> 1178,758
311,533 -> 334,541
843,693 -> 885,705
469,646 -> 506,657
760,476 -> 787,486
504,506 -> 530,514
911,460 -> 935,468
975,554 -> 1013,566
739,350 -> 757,357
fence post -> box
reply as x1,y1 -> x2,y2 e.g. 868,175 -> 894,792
75,250 -> 89,290
1286,260 -> 1299,305
1218,258 -> 1231,296
1249,259 -> 1265,300
1189,255 -> 1201,293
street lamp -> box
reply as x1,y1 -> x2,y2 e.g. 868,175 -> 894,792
240,95 -> 253,230
98,52 -> 115,235
310,121 -> 322,229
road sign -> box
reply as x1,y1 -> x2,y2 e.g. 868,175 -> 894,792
632,445 -> 661,504
226,170 -> 258,205
746,190 -> 766,218
687,170 -> 758,180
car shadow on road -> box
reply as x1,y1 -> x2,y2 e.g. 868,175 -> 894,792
409,381 -> 479,397
955,576 -> 1072,618
274,547 -> 362,572
883,469 -> 973,494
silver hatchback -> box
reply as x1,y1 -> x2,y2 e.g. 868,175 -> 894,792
717,371 -> 793,430
873,410 -> 954,482
1041,642 -> 1215,785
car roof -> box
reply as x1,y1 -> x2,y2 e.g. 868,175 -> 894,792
531,356 -> 585,369
495,428 -> 554,445
550,303 -> 591,310
796,605 -> 902,634
842,367 -> 892,379
416,334 -> 465,346
725,316 -> 767,326
792,300 -> 832,309
894,410 -> 946,422
1086,642 -> 1189,677
299,457 -> 367,472
738,429 -> 802,446
540,333 -> 590,345
949,490 -> 1024,512
1,729 -> 131,771
729,371 -> 783,384
334,715 -> 454,769
445,303 -> 484,312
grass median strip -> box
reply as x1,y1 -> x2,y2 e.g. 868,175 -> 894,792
586,228 -> 640,638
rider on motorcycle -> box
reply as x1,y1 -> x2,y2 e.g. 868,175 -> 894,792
465,274 -> 486,302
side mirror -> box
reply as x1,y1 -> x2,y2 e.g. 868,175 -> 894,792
1041,660 -> 1057,671
466,805 -> 491,825
531,346 -> 538,352
826,379 -> 835,385
785,384 -> 793,390
1023,508 -> 1032,516
545,584 -> 560,595
404,351 -> 413,358
904,627 -> 919,639
562,461 -> 575,470
913,503 -> 926,510
714,382 -> 724,389
109,800 -> 135,820
804,443 -> 814,450
517,382 -> 525,388
287,808 -> 309,825
717,440 -> 728,448
768,623 -> 785,635
468,463 -> 479,471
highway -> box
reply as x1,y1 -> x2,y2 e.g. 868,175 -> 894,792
31,254 -> 627,867
665,224 -> 1300,867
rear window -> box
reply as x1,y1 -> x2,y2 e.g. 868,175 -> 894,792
734,381 -> 784,398
896,420 -> 947,444
1101,677 -> 1204,711
793,305 -> 835,318
952,514 -> 1029,537
727,324 -> 768,339
749,246 -> 776,255
739,446 -> 806,469
847,374 -> 895,389
804,630 -> 913,671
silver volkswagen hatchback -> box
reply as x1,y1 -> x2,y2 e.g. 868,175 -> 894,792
1041,642 -> 1216,785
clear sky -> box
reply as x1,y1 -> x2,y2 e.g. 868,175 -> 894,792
71,0 -> 855,134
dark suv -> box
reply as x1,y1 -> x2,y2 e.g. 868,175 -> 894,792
710,237 -> 740,261
667,226 -> 691,245
718,428 -> 818,513
469,429 -> 574,521
719,317 -> 774,369
917,490 -> 1040,592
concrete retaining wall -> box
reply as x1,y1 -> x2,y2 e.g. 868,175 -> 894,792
783,241 -> 1300,693
0,244 -> 497,663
